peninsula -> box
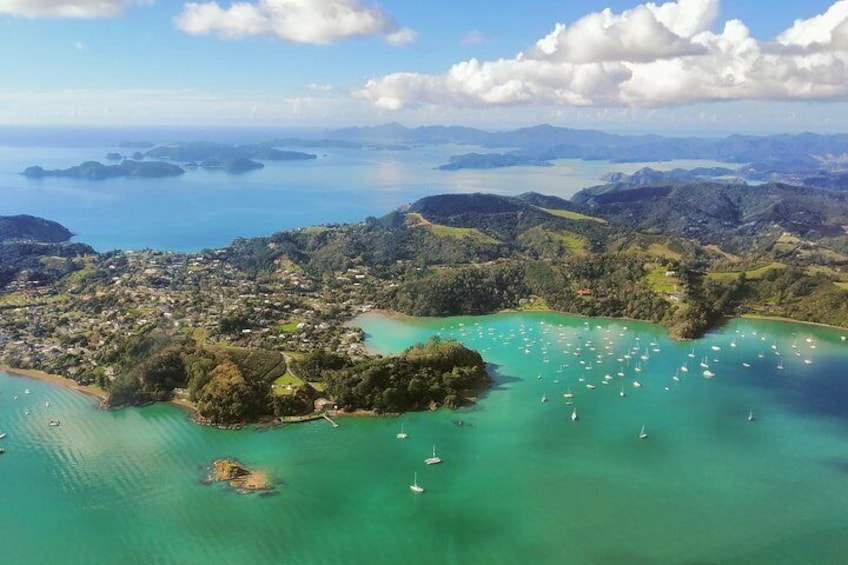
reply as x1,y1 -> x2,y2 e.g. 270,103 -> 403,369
3,177 -> 848,425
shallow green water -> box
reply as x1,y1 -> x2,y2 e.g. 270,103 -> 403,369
2,312 -> 848,564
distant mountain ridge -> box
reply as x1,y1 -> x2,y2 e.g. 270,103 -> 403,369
326,123 -> 848,174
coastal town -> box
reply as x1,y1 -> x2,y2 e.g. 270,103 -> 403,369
0,243 -> 376,388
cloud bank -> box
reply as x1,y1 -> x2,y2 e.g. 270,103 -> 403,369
175,0 -> 415,45
0,0 -> 140,18
357,0 -> 848,110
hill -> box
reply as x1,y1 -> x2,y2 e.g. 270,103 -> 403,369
0,215 -> 74,243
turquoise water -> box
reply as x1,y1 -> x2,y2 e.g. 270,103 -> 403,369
0,126 -> 736,251
2,312 -> 848,564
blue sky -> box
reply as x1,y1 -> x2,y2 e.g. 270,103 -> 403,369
2,0 -> 848,132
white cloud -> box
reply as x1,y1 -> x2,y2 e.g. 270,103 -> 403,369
175,0 -> 415,45
777,0 -> 848,48
385,27 -> 417,46
0,0 -> 142,18
303,82 -> 334,91
357,0 -> 848,111
460,30 -> 485,46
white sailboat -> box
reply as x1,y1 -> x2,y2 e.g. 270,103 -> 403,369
571,407 -> 579,421
425,445 -> 442,465
410,472 -> 424,493
540,394 -> 548,403
619,385 -> 626,397
396,424 -> 408,439
639,425 -> 648,439
747,410 -> 755,422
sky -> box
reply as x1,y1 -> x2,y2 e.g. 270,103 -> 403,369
2,0 -> 848,133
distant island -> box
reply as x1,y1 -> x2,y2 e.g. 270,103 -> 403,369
22,140 -> 320,180
145,141 -> 317,173
437,152 -> 552,170
23,160 -> 185,180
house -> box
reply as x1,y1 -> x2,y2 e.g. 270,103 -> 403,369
577,288 -> 592,296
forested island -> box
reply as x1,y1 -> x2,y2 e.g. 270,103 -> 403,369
23,160 -> 185,180
4,168 -> 848,424
22,140 -> 320,179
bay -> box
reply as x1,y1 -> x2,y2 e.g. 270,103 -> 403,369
2,312 -> 847,564
0,126 -> 734,252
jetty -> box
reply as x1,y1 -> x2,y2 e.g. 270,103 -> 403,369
323,414 -> 339,428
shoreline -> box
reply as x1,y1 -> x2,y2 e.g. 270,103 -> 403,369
740,313 -> 848,333
0,365 -> 108,405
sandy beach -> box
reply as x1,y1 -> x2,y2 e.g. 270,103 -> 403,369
0,365 -> 108,405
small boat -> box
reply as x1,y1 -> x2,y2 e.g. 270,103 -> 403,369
702,370 -> 715,378
0,433 -> 6,440
48,419 -> 61,427
540,394 -> 548,403
425,445 -> 441,465
563,390 -> 574,399
639,425 -> 648,440
619,385 -> 626,398
742,362 -> 751,368
45,401 -> 50,408
571,407 -> 579,422
585,383 -> 596,390
0,448 -> 5,455
632,381 -> 641,388
410,472 -> 424,493
24,388 -> 30,394
396,424 -> 408,439
747,410 -> 755,422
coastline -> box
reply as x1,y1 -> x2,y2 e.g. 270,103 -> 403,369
740,313 -> 848,333
0,365 -> 108,405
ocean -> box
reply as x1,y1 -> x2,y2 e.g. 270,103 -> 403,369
2,312 -> 847,564
0,125 -> 733,251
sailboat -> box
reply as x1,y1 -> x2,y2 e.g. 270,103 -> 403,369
540,394 -> 548,403
747,410 -> 755,422
396,424 -> 408,439
571,407 -> 579,421
619,385 -> 626,397
639,425 -> 648,439
425,445 -> 442,465
410,472 -> 424,493
563,389 -> 574,399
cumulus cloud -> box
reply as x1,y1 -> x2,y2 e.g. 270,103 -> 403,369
357,0 -> 848,110
175,0 -> 414,45
0,0 -> 138,18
